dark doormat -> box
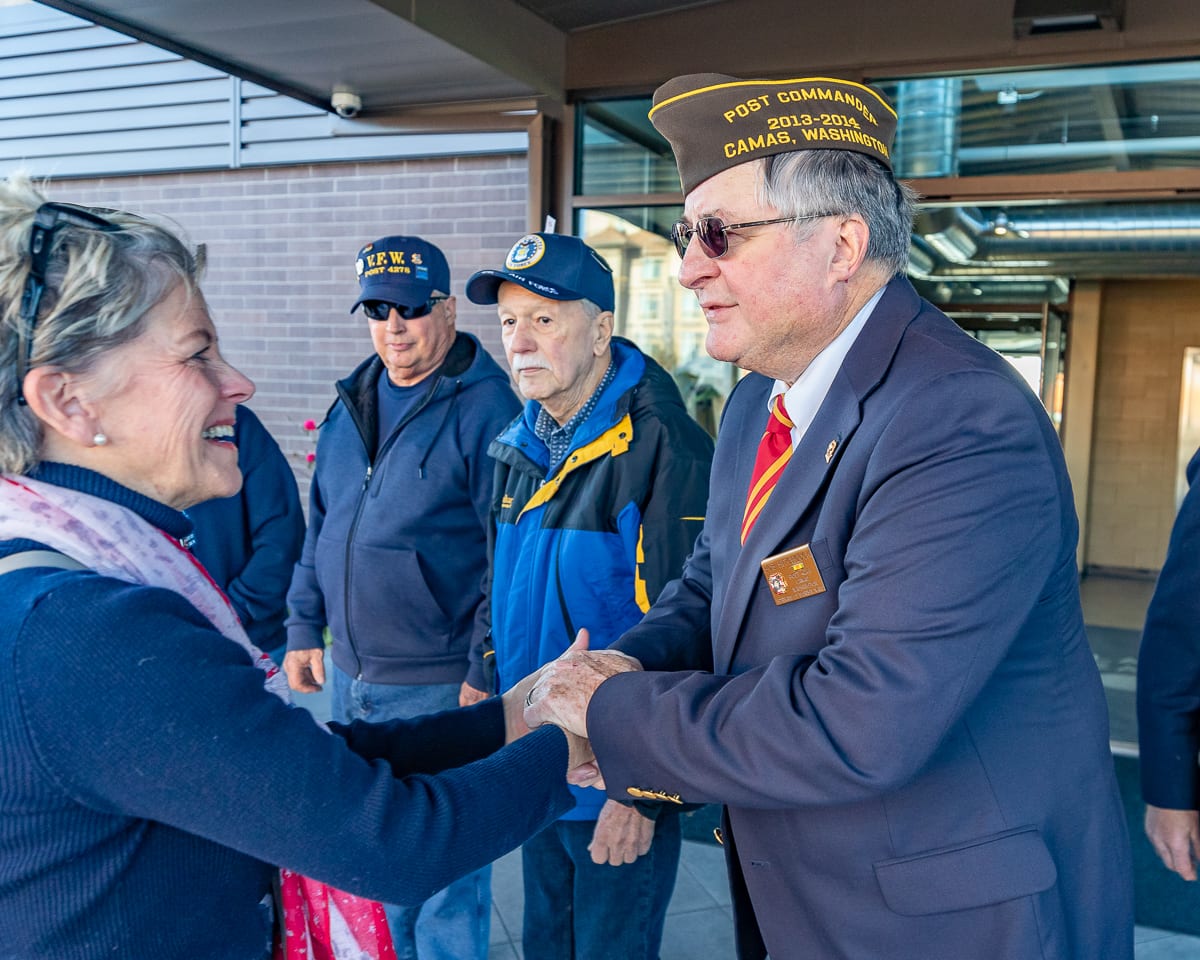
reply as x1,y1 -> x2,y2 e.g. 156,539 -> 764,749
681,759 -> 1200,937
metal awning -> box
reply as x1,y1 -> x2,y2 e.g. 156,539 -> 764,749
34,0 -> 728,116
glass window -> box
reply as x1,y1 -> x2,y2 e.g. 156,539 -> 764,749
577,100 -> 681,195
578,207 -> 737,435
638,292 -> 662,320
876,60 -> 1200,179
575,61 -> 1200,186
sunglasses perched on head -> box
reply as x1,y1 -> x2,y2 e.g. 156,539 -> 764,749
668,212 -> 836,260
16,202 -> 123,405
361,297 -> 447,321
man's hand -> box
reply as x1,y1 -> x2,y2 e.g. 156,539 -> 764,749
459,681 -> 490,707
565,731 -> 604,789
283,648 -> 325,693
523,629 -> 642,738
500,671 -> 603,786
1146,804 -> 1200,880
501,669 -> 539,743
588,799 -> 654,866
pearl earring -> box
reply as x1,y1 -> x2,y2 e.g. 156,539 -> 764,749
92,433 -> 108,446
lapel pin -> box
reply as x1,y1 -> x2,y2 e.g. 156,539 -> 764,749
825,439 -> 838,464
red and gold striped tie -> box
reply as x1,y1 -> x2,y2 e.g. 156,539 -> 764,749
741,394 -> 794,543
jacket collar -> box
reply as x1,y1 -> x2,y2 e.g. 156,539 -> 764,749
492,337 -> 647,472
333,332 -> 482,459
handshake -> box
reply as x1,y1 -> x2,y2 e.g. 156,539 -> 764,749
503,629 -> 641,790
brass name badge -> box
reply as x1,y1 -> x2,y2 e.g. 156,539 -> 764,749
760,543 -> 826,606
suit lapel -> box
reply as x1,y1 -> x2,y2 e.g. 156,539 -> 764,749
713,374 -> 862,673
711,277 -> 922,675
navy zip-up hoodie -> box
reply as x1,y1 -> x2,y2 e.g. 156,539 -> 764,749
285,332 -> 521,684
188,406 -> 305,655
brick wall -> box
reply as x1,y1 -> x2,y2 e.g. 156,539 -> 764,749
49,155 -> 529,503
1087,278 -> 1200,573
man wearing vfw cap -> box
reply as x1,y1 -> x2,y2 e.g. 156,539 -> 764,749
284,235 -> 520,960
463,233 -> 713,960
525,76 -> 1134,959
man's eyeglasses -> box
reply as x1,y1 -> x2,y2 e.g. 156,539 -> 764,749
669,213 -> 836,260
16,202 -> 123,405
361,297 -> 447,322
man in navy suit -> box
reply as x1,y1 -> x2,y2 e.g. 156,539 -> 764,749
526,74 -> 1134,959
1139,446 -> 1200,879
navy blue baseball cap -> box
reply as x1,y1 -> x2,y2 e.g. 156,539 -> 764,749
466,233 -> 615,313
351,235 -> 451,313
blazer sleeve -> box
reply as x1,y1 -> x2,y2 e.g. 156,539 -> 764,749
1138,447 -> 1200,809
589,368 -> 1069,809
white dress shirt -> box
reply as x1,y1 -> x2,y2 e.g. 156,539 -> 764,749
768,285 -> 887,448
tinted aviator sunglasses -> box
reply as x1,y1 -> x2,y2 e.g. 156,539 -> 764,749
16,202 -> 123,405
361,297 -> 447,321
669,212 -> 836,260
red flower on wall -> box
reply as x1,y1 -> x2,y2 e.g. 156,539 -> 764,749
302,418 -> 318,468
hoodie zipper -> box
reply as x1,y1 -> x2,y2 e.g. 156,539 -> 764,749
339,375 -> 450,678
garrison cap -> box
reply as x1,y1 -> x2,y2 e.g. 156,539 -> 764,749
649,73 -> 898,194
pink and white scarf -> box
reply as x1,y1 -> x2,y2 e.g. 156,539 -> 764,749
0,472 -> 289,700
0,471 -> 396,960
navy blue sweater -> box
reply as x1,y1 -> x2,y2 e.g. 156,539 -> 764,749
0,464 -> 572,960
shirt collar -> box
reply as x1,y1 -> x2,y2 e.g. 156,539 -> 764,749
770,284 -> 886,446
534,359 -> 616,472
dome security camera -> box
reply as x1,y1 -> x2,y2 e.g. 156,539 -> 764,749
331,91 -> 362,119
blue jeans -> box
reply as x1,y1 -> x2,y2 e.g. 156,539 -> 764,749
331,666 -> 492,960
521,812 -> 681,960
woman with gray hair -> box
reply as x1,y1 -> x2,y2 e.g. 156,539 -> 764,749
0,176 -> 585,960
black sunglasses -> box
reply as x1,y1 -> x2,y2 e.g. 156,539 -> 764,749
16,202 -> 123,405
361,297 -> 447,322
669,213 -> 836,260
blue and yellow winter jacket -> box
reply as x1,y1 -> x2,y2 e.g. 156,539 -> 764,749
476,338 -> 713,819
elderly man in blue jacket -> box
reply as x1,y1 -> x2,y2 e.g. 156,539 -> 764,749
1139,445 -> 1200,880
284,235 -> 520,960
525,75 -> 1135,960
463,233 -> 714,960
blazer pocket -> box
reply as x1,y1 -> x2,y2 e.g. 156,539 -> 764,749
873,826 -> 1056,917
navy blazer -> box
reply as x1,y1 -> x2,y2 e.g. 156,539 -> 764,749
1138,446 -> 1200,809
589,278 -> 1134,960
